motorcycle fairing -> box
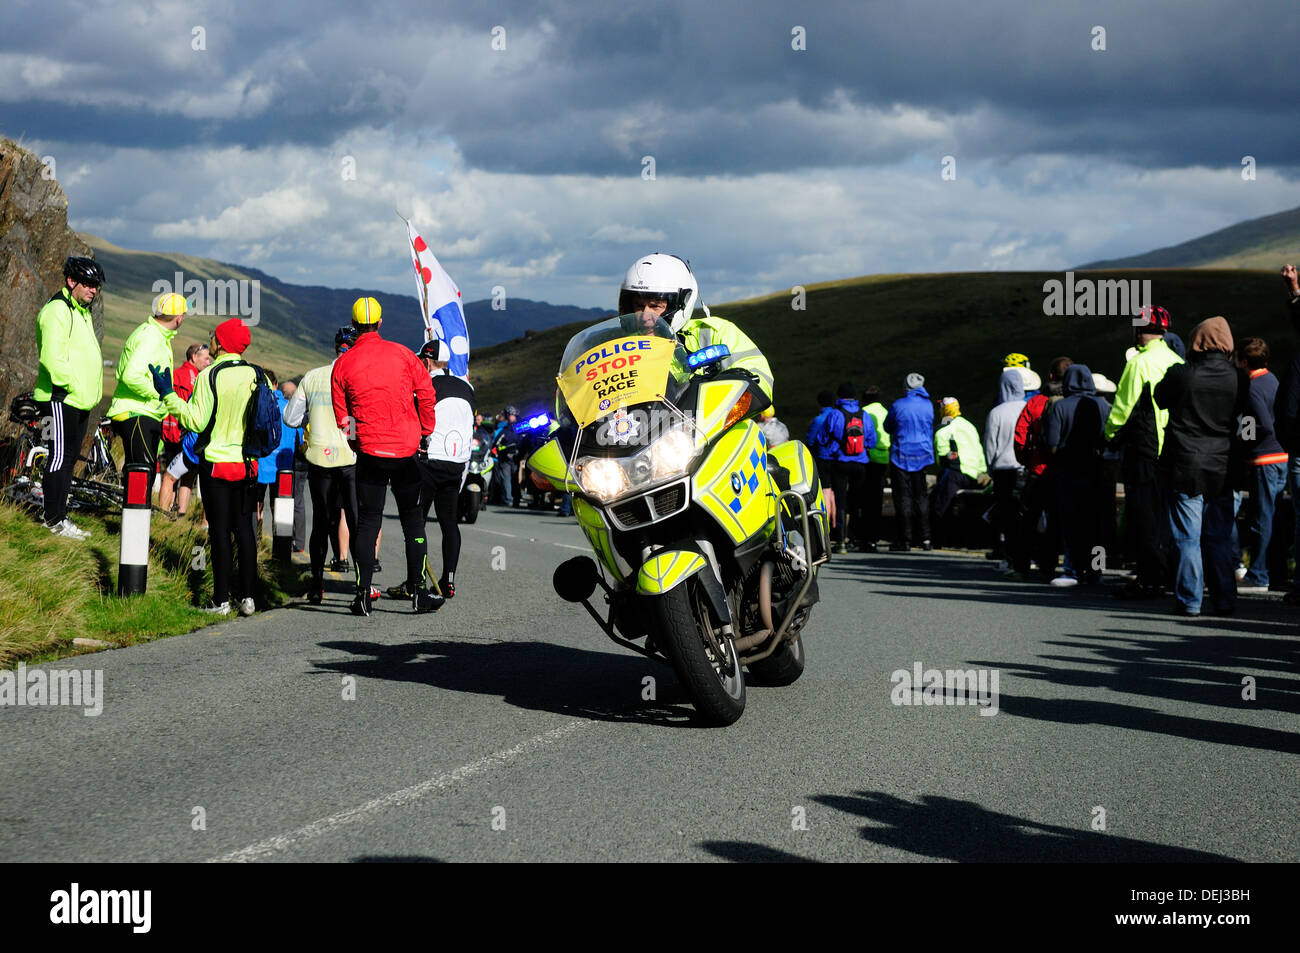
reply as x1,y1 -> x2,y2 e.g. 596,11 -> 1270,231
635,550 -> 707,595
691,420 -> 778,545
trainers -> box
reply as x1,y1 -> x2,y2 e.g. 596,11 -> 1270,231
238,597 -> 256,617
372,560 -> 382,574
350,591 -> 372,617
387,581 -> 414,599
920,540 -> 932,552
329,558 -> 350,573
1234,565 -> 1247,581
413,587 -> 445,613
1050,576 -> 1079,588
439,577 -> 455,599
47,518 -> 90,540
200,600 -> 232,615
307,587 -> 324,605
369,585 -> 382,600
1236,584 -> 1269,595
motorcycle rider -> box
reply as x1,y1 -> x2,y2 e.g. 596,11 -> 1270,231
618,253 -> 774,403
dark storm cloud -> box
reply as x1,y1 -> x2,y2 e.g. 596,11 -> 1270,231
3,0 -> 1298,174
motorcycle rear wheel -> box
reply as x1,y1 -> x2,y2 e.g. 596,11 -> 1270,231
745,633 -> 806,686
653,580 -> 746,726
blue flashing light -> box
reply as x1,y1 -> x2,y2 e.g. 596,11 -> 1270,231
687,344 -> 731,369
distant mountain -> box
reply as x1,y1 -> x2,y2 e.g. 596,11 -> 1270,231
1077,205 -> 1300,271
82,234 -> 606,375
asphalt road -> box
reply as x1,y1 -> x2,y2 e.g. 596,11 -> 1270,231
2,499 -> 1296,863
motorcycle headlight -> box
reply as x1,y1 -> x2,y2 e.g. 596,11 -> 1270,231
649,428 -> 695,479
578,457 -> 628,500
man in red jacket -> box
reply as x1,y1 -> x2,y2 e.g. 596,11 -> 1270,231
332,297 -> 442,616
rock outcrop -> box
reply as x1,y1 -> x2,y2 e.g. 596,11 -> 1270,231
0,136 -> 104,447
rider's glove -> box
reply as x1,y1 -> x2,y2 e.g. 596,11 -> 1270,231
149,365 -> 174,397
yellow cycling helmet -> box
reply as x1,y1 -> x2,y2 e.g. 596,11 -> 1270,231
352,296 -> 382,325
153,292 -> 188,317
1003,352 -> 1030,368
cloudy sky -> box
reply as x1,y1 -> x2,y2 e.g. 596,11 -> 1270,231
3,0 -> 1299,310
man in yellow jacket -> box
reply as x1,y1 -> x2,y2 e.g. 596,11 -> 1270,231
34,257 -> 105,539
106,292 -> 188,472
619,253 -> 773,402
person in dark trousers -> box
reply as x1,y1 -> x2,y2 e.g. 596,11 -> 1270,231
984,368 -> 1026,565
1013,356 -> 1071,582
1105,307 -> 1183,599
1043,365 -> 1111,587
283,327 -> 361,604
331,297 -> 442,616
1155,317 -> 1251,616
1273,263 -> 1300,603
860,386 -> 890,552
931,396 -> 987,546
408,339 -> 476,599
820,382 -> 875,553
153,318 -> 260,616
34,256 -> 105,539
805,390 -> 840,541
884,372 -> 935,551
1236,338 -> 1286,592
107,292 -> 188,474
491,405 -> 521,506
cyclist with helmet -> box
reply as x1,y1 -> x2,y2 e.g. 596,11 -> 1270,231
331,297 -> 442,616
491,404 -> 522,507
284,326 -> 365,604
106,291 -> 189,473
159,342 -> 212,517
1003,352 -> 1040,398
34,256 -> 105,539
1105,306 -> 1184,599
619,253 -> 773,402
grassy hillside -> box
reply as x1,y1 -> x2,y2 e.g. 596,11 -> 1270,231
1079,205 -> 1300,271
86,234 -> 334,388
470,269 -> 1296,437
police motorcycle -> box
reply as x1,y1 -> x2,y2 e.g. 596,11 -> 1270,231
529,315 -> 830,726
459,428 -> 496,524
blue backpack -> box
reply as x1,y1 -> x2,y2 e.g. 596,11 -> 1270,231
204,360 -> 283,460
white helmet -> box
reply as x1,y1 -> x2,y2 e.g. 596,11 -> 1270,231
618,253 -> 700,334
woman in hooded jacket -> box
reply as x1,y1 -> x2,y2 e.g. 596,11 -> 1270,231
1154,317 -> 1251,616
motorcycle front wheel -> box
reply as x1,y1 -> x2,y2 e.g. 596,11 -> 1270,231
653,580 -> 746,726
461,486 -> 481,523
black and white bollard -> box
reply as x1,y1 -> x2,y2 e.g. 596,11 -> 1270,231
118,463 -> 152,596
272,468 -> 294,562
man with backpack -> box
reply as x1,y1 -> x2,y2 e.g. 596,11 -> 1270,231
820,382 -> 875,554
151,318 -> 280,616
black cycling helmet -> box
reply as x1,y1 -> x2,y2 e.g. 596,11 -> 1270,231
63,256 -> 105,286
334,325 -> 358,351
417,340 -> 449,362
504,404 -> 519,417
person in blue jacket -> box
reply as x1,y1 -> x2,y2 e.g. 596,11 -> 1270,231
254,370 -> 304,538
805,390 -> 840,535
884,372 -> 936,551
819,382 -> 876,553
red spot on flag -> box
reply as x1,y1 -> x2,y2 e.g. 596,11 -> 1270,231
413,236 -> 428,252
421,266 -> 432,283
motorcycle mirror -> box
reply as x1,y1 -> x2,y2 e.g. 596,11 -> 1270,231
553,556 -> 600,603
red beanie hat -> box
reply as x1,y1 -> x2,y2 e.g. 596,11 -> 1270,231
214,318 -> 251,354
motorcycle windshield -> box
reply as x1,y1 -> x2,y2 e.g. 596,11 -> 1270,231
556,314 -> 693,430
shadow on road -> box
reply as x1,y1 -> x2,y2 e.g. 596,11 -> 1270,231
352,855 -> 444,862
698,841 -> 819,862
812,791 -> 1240,862
312,637 -> 703,727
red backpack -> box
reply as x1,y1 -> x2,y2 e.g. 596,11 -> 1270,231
839,408 -> 865,456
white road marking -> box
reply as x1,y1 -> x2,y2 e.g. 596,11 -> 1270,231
473,528 -> 518,538
208,721 -> 586,862
553,543 -> 587,551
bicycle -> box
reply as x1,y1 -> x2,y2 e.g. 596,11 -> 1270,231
3,394 -> 124,514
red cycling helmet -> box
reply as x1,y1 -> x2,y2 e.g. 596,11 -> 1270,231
1135,305 -> 1171,333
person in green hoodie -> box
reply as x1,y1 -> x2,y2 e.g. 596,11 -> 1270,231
106,292 -> 188,472
34,256 -> 105,539
931,396 -> 988,544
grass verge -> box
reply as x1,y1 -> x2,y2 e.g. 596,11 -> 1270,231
0,498 -> 304,668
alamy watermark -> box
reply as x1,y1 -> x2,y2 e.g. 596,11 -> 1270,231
890,662 -> 999,715
0,663 -> 103,716
1042,271 -> 1152,324
152,271 -> 261,325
